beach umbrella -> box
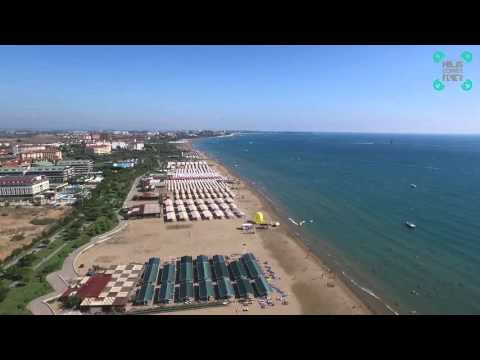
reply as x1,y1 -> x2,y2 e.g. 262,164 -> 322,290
177,211 -> 189,221
235,210 -> 245,218
224,210 -> 235,219
202,210 -> 212,220
190,210 -> 200,220
213,210 -> 224,219
174,199 -> 184,206
166,212 -> 176,222
255,212 -> 264,225
220,203 -> 229,211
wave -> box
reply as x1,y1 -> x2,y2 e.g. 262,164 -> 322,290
342,271 -> 399,315
354,142 -> 375,145
288,217 -> 299,226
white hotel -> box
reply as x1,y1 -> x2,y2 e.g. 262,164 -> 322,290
0,175 -> 50,199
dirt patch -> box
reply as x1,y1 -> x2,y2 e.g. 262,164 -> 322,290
166,224 -> 193,230
0,206 -> 69,261
94,255 -> 117,264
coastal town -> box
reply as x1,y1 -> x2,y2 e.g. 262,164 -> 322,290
0,129 -> 369,315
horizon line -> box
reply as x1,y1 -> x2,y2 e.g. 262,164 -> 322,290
2,128 -> 480,136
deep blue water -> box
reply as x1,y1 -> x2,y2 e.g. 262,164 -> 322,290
195,132 -> 480,314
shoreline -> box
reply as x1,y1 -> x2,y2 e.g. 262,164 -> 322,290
188,139 -> 385,315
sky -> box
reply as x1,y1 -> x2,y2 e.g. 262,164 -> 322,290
0,45 -> 479,133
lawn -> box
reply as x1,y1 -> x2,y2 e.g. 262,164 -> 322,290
0,278 -> 52,315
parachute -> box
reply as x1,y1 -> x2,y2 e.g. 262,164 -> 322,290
255,211 -> 264,225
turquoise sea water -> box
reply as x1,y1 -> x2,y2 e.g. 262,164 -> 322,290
194,132 -> 480,314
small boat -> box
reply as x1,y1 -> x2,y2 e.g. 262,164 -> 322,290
410,184 -> 417,188
405,221 -> 416,229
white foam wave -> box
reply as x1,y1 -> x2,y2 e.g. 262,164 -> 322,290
341,271 -> 399,315
288,217 -> 299,226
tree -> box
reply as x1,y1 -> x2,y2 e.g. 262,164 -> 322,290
3,266 -> 24,281
0,282 -> 9,303
18,253 -> 37,267
63,295 -> 82,309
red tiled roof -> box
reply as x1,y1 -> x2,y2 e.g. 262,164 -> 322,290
21,149 -> 60,154
76,274 -> 112,299
0,175 -> 47,186
60,288 -> 75,300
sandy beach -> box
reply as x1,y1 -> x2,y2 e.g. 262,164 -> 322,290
75,141 -> 372,314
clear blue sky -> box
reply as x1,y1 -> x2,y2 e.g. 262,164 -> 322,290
0,45 -> 479,133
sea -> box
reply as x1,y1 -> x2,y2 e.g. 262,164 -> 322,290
194,132 -> 480,315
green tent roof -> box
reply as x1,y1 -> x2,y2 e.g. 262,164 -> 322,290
198,279 -> 215,301
241,254 -> 262,279
217,277 -> 234,299
161,263 -> 176,284
157,281 -> 175,303
135,283 -> 155,305
144,257 -> 160,285
179,261 -> 193,283
229,260 -> 248,280
237,277 -> 254,298
179,281 -> 194,301
196,259 -> 212,281
214,261 -> 229,280
254,275 -> 272,297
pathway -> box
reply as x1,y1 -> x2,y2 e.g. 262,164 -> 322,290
27,175 -> 142,315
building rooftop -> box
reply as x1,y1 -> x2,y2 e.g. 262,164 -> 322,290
57,159 -> 93,164
61,274 -> 112,300
0,175 -> 48,186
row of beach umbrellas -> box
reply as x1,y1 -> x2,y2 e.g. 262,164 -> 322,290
164,208 -> 243,222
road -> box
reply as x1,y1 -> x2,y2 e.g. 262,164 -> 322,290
27,175 -> 142,315
123,176 -> 141,208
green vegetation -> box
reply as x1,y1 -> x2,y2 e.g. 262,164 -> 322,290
30,218 -> 56,226
63,295 -> 82,309
18,254 -> 37,268
0,282 -> 8,303
0,141 -> 181,314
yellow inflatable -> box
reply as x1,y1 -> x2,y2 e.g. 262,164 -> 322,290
255,211 -> 264,224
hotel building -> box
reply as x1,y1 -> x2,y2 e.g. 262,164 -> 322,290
0,175 -> 50,199
86,142 -> 112,155
57,159 -> 94,177
0,166 -> 74,188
